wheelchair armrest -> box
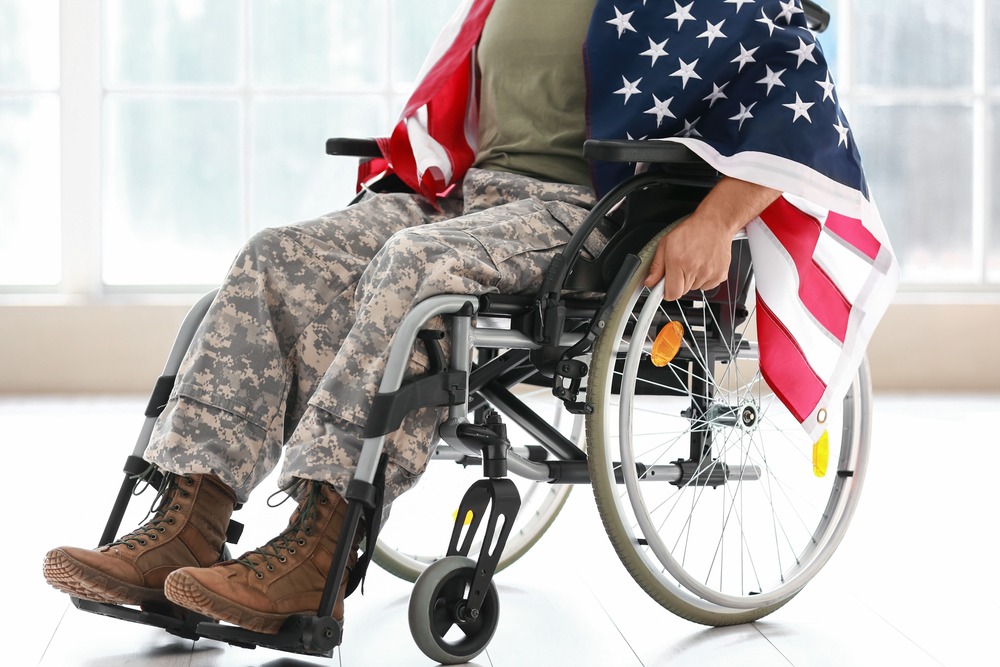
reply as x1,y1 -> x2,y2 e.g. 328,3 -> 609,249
325,137 -> 383,158
584,139 -> 706,165
802,0 -> 831,32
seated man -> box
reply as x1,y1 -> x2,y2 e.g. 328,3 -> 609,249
43,0 -> 895,634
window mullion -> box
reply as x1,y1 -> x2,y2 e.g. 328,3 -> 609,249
59,0 -> 103,296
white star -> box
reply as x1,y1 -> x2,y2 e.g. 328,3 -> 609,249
731,43 -> 759,71
777,0 -> 805,23
666,1 -> 696,30
834,118 -> 850,147
788,36 -> 818,68
678,118 -> 702,138
756,9 -> 785,36
730,102 -> 756,130
703,82 -> 729,107
640,37 -> 669,66
670,57 -> 702,89
626,132 -> 649,141
783,93 -> 815,123
816,71 -> 836,102
644,94 -> 676,127
614,76 -> 642,104
756,65 -> 786,95
725,0 -> 756,12
606,6 -> 637,38
698,20 -> 728,47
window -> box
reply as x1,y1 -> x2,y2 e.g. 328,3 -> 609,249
828,0 -> 998,287
1,0 -> 998,294
0,0 -> 61,286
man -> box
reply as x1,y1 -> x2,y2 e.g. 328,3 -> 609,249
44,0 -> 896,635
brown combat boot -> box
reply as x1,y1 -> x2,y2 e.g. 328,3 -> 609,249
163,480 -> 358,634
43,471 -> 237,606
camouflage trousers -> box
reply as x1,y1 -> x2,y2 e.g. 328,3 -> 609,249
145,168 -> 595,505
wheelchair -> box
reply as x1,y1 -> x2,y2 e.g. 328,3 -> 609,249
70,133 -> 870,664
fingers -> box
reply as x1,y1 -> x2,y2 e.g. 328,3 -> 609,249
644,245 -> 666,288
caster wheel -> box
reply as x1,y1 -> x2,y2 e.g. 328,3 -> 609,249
408,556 -> 499,664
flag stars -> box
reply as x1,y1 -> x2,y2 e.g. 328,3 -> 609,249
756,65 -> 786,95
666,1 -> 696,30
670,57 -> 702,88
834,118 -> 850,147
783,93 -> 814,123
730,102 -> 756,130
703,82 -> 729,107
698,20 -> 728,47
640,37 -> 669,66
756,9 -> 785,36
725,0 -> 756,12
816,71 -> 836,102
788,37 -> 818,68
606,6 -> 637,38
731,43 -> 758,71
678,118 -> 702,138
644,94 -> 677,127
777,0 -> 805,23
614,75 -> 643,104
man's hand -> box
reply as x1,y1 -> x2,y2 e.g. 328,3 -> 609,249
643,176 -> 781,301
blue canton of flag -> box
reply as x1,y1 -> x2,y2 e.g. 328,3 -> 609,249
585,0 -> 864,198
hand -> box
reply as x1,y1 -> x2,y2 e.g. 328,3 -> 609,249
644,213 -> 734,302
643,176 -> 781,301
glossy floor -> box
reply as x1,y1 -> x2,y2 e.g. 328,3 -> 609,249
5,394 -> 994,666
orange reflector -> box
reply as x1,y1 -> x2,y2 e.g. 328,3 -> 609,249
812,430 -> 829,478
651,321 -> 685,367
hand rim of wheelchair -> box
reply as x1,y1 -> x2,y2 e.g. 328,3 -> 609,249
586,229 -> 871,624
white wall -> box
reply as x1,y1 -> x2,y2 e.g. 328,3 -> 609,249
2,301 -> 997,394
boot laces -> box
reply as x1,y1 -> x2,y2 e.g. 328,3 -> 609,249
107,466 -> 194,549
235,479 -> 326,577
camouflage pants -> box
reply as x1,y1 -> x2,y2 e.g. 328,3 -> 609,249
145,169 -> 595,505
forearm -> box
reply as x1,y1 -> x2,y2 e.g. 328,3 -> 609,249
694,176 -> 782,237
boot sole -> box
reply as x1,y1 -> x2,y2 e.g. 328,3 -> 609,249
164,569 -> 300,635
43,548 -> 167,606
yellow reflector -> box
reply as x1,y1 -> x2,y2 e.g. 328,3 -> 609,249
651,321 -> 685,367
452,509 -> 474,526
812,430 -> 829,478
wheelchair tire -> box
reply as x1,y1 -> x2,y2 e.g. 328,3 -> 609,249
373,386 -> 579,582
586,229 -> 871,626
408,556 -> 499,665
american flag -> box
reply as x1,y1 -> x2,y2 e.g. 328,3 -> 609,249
366,0 -> 898,443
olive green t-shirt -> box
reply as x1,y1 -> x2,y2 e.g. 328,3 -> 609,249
473,0 -> 597,186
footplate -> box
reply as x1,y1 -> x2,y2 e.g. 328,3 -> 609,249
195,614 -> 341,657
70,597 -> 214,641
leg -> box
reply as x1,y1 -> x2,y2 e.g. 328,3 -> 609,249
162,169 -> 596,633
42,191 -> 459,607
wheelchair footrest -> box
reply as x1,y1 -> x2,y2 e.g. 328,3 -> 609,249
195,614 -> 342,657
70,597 -> 214,641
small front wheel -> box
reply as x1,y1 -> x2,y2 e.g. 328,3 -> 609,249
408,556 -> 500,665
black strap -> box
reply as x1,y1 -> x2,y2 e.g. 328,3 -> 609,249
344,454 -> 388,597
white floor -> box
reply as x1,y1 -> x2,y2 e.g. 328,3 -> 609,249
4,394 -> 996,666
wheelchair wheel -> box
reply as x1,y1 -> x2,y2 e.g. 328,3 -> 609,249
408,556 -> 499,665
373,385 -> 578,582
587,230 -> 871,626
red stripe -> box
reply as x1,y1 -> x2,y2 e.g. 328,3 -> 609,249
760,198 -> 851,342
756,296 -> 826,423
401,0 -> 495,117
824,210 -> 881,261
